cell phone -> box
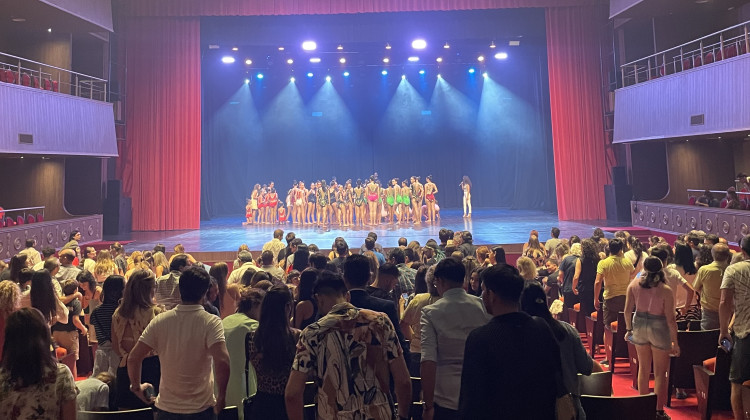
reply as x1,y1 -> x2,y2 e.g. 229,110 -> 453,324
143,384 -> 156,401
721,337 -> 733,353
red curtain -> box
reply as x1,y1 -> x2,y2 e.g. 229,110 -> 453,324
118,0 -> 599,17
546,6 -> 614,220
118,17 -> 202,231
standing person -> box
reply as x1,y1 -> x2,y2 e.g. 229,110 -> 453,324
155,255 -> 191,310
0,308 -> 77,420
459,264 -> 562,420
29,269 -> 69,326
292,269 -> 318,330
343,180 -> 354,227
17,238 -> 42,267
317,181 -> 330,227
625,236 -> 648,280
400,266 -> 440,375
90,275 -> 125,377
306,182 -> 316,225
719,235 -> 750,420
51,280 -> 87,378
421,258 -> 490,420
62,230 -> 82,261
354,179 -> 365,227
411,176 -> 424,225
624,257 -> 680,420
112,270 -> 163,409
110,242 -> 128,276
545,228 -> 562,255
460,175 -> 472,218
594,238 -> 634,329
559,242 -> 582,311
672,241 -> 699,320
399,180 -> 411,224
366,177 -> 379,226
694,243 -> 732,330
94,250 -> 120,284
0,280 -> 21,358
424,175 -> 438,224
262,229 -> 286,262
127,267 -> 230,419
285,271 -> 412,420
522,234 -> 547,268
247,286 -> 299,420
250,184 -> 260,224
576,239 -> 601,315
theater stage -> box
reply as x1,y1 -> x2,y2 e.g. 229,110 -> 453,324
113,208 -> 625,254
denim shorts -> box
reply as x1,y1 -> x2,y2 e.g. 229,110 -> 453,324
631,312 -> 672,351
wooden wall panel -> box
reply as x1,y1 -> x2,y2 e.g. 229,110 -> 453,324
0,158 -> 68,221
663,140 -> 736,204
632,201 -> 750,244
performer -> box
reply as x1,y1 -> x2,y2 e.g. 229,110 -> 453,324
354,179 -> 366,227
424,175 -> 438,223
294,181 -> 306,225
244,198 -> 253,225
268,185 -> 279,224
329,179 -> 339,226
410,176 -> 423,225
343,180 -> 354,227
257,185 -> 267,224
250,184 -> 260,223
460,175 -> 472,218
366,177 -> 379,226
306,182 -> 316,225
289,181 -> 298,224
400,180 -> 411,224
386,179 -> 398,224
317,180 -> 329,227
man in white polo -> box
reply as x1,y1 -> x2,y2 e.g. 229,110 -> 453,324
128,266 -> 230,419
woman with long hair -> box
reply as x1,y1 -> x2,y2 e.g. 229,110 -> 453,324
671,241 -> 699,320
211,262 -> 239,319
111,269 -> 162,409
317,181 -> 330,227
576,239 -> 601,315
558,243 -> 582,311
293,268 -> 318,330
90,275 -> 125,376
522,235 -> 547,268
77,270 -> 102,344
490,246 -> 507,265
410,176 -> 423,225
247,285 -> 299,419
521,283 -> 599,419
152,251 -> 170,278
0,280 -> 21,358
366,177 -> 379,226
82,246 -> 97,274
306,182 -> 317,225
291,245 -> 310,274
30,270 -> 68,326
4,254 -> 29,282
625,236 -> 647,280
400,265 -> 440,375
462,256 -> 479,292
424,175 -> 438,223
461,175 -> 472,218
516,256 -> 538,284
475,246 -> 491,268
353,179 -> 365,227
0,308 -> 77,420
624,257 -> 680,420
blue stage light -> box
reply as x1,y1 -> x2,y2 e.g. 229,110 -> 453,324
244,79 -> 249,84
326,75 -> 331,82
343,71 -> 350,77
495,52 -> 508,60
307,72 -> 314,78
412,39 -> 427,50
290,77 -> 296,83
381,70 -> 388,76
256,73 -> 264,79
483,72 -> 488,78
302,41 -> 317,51
468,68 -> 475,74
419,69 -> 425,75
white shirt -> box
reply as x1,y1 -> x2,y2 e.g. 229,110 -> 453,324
721,260 -> 750,338
18,247 -> 42,266
139,304 -> 225,414
76,377 -> 109,411
420,287 -> 490,410
227,262 -> 260,285
155,272 -> 181,310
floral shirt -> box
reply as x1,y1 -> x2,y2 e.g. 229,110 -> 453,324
0,363 -> 77,420
292,302 -> 402,420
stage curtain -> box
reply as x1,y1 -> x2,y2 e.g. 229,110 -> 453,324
118,0 -> 600,17
118,17 -> 202,231
546,6 -> 614,221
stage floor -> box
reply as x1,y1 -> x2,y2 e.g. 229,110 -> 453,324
111,208 -> 627,253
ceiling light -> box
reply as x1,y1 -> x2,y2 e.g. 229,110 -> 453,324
385,43 -> 392,50
382,70 -> 388,75
483,72 -> 488,78
208,45 -> 220,49
302,41 -> 317,51
326,75 -> 332,82
495,52 -> 508,60
383,57 -> 390,63
436,57 -> 443,62
437,74 -> 442,79
490,41 -> 496,48
244,79 -> 250,84
401,74 -> 406,79
256,73 -> 264,79
419,69 -> 425,75
339,57 -> 346,64
337,44 -> 343,50
468,68 -> 476,74
408,56 -> 419,62
443,42 -> 450,49
509,40 -> 521,46
287,58 -> 294,64
307,72 -> 314,78
477,55 -> 485,62
232,47 -> 238,51
278,46 -> 285,51
343,71 -> 350,77
245,59 -> 252,65
47,28 -> 52,33
11,17 -> 26,22
309,57 -> 321,63
290,77 -> 296,82
221,56 -> 235,64
412,39 -> 427,50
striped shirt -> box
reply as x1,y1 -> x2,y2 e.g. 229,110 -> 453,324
90,302 -> 119,343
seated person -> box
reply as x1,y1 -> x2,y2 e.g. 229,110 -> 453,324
76,372 -> 114,411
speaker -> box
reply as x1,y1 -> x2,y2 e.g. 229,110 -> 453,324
106,180 -> 121,200
612,166 -> 628,187
604,184 -> 633,222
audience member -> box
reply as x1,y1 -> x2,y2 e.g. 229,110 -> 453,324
545,227 -> 562,255
694,243 -> 731,330
223,288 -> 264,419
291,244 -> 311,273
468,267 -> 483,297
292,268 -> 318,330
128,266 -> 230,418
277,232 -> 297,265
625,236 -> 647,279
51,280 -> 87,377
285,271 -> 411,420
78,271 -> 102,343
0,280 -> 21,358
33,247 -> 56,271
17,238 -> 42,267
369,263 -> 399,303
30,269 -> 68,326
94,250 -> 120,284
91,275 -> 125,377
400,266 -> 440,376
0,308 -> 77,420
155,254 -> 190,309
719,234 -> 750,420
558,242 -> 581,311
360,231 -> 385,254
262,229 -> 286,261
515,256 -> 538,284
421,258 -> 490,419
1,254 -> 28,283
594,238 -> 634,331
390,248 -> 416,295
56,249 -> 81,283
489,245 -> 506,265
458,231 -> 476,258
308,253 -> 328,270
438,229 -> 453,251
364,236 -> 386,266
76,372 -> 114,411
649,245 -> 695,328
459,264 -> 562,420
247,286 -> 298,419
110,242 -> 128,274
398,237 -> 408,248
260,250 -> 285,280
624,257 -> 680,420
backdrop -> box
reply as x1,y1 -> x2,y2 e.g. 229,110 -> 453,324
200,43 -> 555,218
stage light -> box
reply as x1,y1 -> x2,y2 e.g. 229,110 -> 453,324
343,71 -> 350,77
383,57 -> 390,63
310,57 -> 321,63
443,42 -> 450,49
385,43 -> 392,50
412,39 -> 427,50
256,73 -> 264,79
437,74 -> 442,79
401,74 -> 406,79
490,41 -> 496,48
468,68 -> 475,74
419,69 -> 425,75
245,59 -> 252,65
287,58 -> 294,64
381,70 -> 388,76
290,77 -> 296,83
278,46 -> 285,51
232,47 -> 239,51
302,41 -> 317,51
483,72 -> 488,78
408,56 -> 419,62
495,52 -> 508,60
436,57 -> 443,63
244,79 -> 250,84
337,44 -> 344,50
326,75 -> 331,82
221,56 -> 235,64
47,28 -> 52,33
307,72 -> 314,78
339,57 -> 346,64
477,55 -> 485,62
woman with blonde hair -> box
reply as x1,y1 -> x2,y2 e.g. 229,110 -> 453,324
125,253 -> 151,280
516,256 -> 539,283
111,269 -> 162,409
126,251 -> 143,272
0,280 -> 22,357
363,251 -> 380,284
152,251 -> 170,278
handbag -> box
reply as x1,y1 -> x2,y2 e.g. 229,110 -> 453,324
242,332 -> 254,418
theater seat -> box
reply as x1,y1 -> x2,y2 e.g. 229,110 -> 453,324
43,79 -> 51,90
694,349 -> 732,420
21,73 -> 31,86
32,76 -> 40,88
0,70 -> 5,83
5,70 -> 16,84
604,313 -> 628,373
52,80 -> 59,92
725,44 -> 738,59
694,55 -> 703,67
688,196 -> 697,205
586,308 -> 604,358
16,216 -> 24,226
27,214 -> 35,224
77,408 -> 154,420
4,217 -> 14,227
667,329 -> 720,407
682,58 -> 693,71
580,394 -> 657,420
720,198 -> 728,208
37,213 -> 44,222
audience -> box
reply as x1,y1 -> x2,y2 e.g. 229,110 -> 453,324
545,227 -> 562,255
90,275 -> 125,377
694,243 -> 731,330
155,254 -> 190,310
292,268 -> 318,330
0,280 -> 21,357
93,250 -> 120,284
420,258 -> 490,419
229,251 -> 258,285
594,238 -> 634,336
262,229 -> 286,261
558,242 -> 581,311
400,265 -> 440,376
76,372 -> 114,411
285,271 -> 411,420
390,247 -> 416,295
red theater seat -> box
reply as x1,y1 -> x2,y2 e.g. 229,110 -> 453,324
0,70 -> 5,83
43,79 -> 51,90
688,196 -> 697,205
704,52 -> 715,64
37,213 -> 44,222
693,55 -> 703,67
725,44 -> 738,59
32,76 -> 40,88
16,216 -> 24,226
21,73 -> 31,86
5,70 -> 16,84
5,217 -> 15,227
27,214 -> 35,224
720,198 -> 728,208
682,58 -> 693,71
52,81 -> 59,92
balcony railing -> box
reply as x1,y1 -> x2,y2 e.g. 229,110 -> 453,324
0,51 -> 107,101
621,21 -> 750,87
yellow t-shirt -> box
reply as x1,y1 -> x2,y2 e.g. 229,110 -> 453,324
694,261 -> 728,312
596,255 -> 634,300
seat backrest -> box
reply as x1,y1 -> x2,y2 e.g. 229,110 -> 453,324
671,329 -> 721,388
77,408 -> 154,420
27,214 -> 35,224
5,217 -> 14,227
580,394 -> 657,420
688,196 -> 697,205
705,52 -> 715,64
579,371 -> 613,396
21,73 -> 31,86
6,70 -> 16,84
16,215 -> 24,225
682,58 -> 693,70
37,213 -> 44,222
43,78 -> 51,90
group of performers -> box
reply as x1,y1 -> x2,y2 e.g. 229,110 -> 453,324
244,174 -> 464,227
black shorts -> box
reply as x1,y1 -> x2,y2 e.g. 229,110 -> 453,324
729,334 -> 750,384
